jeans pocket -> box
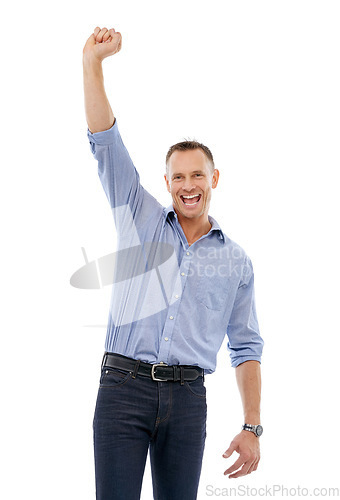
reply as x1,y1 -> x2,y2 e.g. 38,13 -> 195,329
99,367 -> 132,388
184,377 -> 206,398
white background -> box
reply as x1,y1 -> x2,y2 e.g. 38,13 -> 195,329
1,1 -> 339,498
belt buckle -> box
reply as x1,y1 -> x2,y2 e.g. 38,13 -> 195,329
151,362 -> 168,381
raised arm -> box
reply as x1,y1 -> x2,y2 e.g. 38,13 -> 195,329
83,26 -> 164,239
83,26 -> 122,134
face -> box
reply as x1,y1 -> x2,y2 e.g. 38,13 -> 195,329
164,149 -> 219,222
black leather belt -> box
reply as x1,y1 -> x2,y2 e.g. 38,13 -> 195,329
102,352 -> 204,383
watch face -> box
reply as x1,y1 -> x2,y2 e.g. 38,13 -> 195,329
256,425 -> 263,436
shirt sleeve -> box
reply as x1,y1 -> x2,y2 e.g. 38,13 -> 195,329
226,256 -> 264,368
87,119 -> 163,241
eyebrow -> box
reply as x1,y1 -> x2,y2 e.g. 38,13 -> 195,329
171,170 -> 204,178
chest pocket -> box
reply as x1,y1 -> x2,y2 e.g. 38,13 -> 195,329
195,275 -> 228,311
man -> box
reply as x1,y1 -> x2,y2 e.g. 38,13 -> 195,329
83,26 -> 264,500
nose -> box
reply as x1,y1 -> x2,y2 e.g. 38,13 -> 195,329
182,176 -> 196,191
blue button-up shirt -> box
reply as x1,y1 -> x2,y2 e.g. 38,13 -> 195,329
87,119 -> 264,373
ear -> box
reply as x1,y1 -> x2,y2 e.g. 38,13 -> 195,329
212,169 -> 220,189
164,173 -> 171,193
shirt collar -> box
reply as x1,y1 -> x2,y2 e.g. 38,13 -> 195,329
164,204 -> 225,243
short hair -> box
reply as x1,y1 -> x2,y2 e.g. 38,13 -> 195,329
165,140 -> 215,176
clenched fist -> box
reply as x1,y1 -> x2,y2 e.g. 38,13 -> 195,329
83,27 -> 122,64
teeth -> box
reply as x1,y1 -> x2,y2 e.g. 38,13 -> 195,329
181,194 -> 201,206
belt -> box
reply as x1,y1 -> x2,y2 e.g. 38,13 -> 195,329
101,352 -> 204,383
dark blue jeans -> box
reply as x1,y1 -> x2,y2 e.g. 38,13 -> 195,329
93,364 -> 207,500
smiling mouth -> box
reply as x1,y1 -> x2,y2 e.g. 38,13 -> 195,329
180,194 -> 201,206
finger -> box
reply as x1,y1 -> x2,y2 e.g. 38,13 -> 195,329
245,459 -> 258,475
107,32 -> 122,52
102,29 -> 112,42
105,28 -> 117,43
93,26 -> 101,37
96,27 -> 108,43
223,456 -> 244,476
252,459 -> 260,472
115,32 -> 122,51
228,459 -> 255,479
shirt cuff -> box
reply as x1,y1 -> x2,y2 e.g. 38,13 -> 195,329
231,355 -> 262,368
87,118 -> 118,145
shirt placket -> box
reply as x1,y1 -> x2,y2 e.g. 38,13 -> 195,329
157,240 -> 193,364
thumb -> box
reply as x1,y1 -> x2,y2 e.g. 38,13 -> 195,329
222,443 -> 236,458
83,33 -> 96,51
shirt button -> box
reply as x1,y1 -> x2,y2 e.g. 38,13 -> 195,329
169,316 -> 174,320
181,272 -> 185,276
175,294 -> 179,299
164,337 -> 169,341
186,251 -> 190,256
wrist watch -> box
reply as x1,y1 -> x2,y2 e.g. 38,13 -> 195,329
242,423 -> 263,437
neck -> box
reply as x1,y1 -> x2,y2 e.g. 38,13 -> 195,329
176,212 -> 212,246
